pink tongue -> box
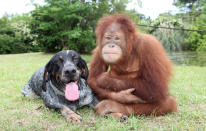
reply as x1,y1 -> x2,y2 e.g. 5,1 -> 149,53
65,82 -> 79,101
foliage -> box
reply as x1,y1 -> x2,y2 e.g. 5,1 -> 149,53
178,0 -> 206,51
30,0 -> 130,53
184,13 -> 206,51
0,15 -> 34,54
173,0 -> 200,9
30,0 -> 92,53
0,0 -> 134,54
150,14 -> 185,51
137,15 -> 152,33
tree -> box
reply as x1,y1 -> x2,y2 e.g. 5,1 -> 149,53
30,0 -> 96,53
173,0 -> 200,10
150,13 -> 185,51
184,11 -> 206,51
30,0 -> 131,53
174,0 -> 206,51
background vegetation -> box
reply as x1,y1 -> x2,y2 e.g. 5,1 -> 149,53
0,0 -> 206,54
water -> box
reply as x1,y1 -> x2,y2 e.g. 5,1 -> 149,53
167,52 -> 206,66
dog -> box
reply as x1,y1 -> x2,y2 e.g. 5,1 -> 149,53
22,50 -> 98,123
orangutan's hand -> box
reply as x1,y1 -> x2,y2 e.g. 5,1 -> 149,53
111,88 -> 146,104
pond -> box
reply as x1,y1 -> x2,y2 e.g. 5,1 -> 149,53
167,52 -> 206,66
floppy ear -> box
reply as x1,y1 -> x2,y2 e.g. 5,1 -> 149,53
42,61 -> 52,91
78,57 -> 89,80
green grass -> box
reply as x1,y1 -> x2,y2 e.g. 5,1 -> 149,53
0,52 -> 206,131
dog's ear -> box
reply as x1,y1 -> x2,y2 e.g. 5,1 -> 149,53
78,57 -> 89,80
42,61 -> 52,91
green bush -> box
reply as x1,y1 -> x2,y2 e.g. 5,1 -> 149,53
29,0 -> 102,53
0,15 -> 35,54
184,13 -> 206,51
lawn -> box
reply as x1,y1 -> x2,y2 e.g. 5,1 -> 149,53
0,52 -> 206,131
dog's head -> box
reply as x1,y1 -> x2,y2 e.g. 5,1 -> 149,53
43,50 -> 89,101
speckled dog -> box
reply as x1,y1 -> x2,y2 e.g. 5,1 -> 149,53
22,50 -> 98,123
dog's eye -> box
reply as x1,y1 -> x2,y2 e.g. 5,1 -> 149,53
73,57 -> 79,62
59,57 -> 64,62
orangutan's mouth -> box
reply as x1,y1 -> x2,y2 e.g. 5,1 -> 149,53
104,52 -> 118,54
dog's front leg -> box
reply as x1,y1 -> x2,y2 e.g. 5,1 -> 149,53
41,91 -> 82,123
41,91 -> 63,109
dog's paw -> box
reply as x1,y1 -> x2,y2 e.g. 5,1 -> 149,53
61,106 -> 82,123
66,113 -> 82,123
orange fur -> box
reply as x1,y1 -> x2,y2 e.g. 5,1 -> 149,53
88,14 -> 177,116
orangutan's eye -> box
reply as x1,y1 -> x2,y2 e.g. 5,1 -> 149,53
115,37 -> 120,40
105,36 -> 111,40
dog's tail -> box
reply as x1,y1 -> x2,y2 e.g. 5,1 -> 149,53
21,82 -> 36,97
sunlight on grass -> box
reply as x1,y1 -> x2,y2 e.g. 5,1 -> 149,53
0,53 -> 206,130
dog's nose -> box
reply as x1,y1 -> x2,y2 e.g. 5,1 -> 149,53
64,67 -> 77,75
